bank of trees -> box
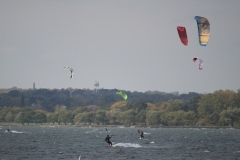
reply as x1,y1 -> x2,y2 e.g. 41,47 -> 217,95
0,89 -> 240,127
0,88 -> 198,111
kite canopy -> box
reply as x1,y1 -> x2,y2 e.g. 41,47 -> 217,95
177,26 -> 188,46
194,16 -> 210,46
193,57 -> 203,70
116,91 -> 128,100
64,66 -> 74,78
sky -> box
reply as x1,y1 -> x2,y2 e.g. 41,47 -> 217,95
1,0 -> 240,94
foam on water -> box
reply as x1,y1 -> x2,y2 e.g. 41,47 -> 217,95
5,130 -> 24,133
11,130 -> 24,133
85,131 -> 95,134
113,143 -> 141,148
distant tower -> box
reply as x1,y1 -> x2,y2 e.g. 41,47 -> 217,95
33,82 -> 35,90
94,81 -> 99,93
20,93 -> 25,107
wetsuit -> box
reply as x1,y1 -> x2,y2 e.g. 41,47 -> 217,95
138,130 -> 144,139
105,135 -> 112,146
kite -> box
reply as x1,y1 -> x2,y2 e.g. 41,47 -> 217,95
64,66 -> 74,78
193,57 -> 203,70
194,16 -> 210,46
177,26 -> 188,46
116,91 -> 128,100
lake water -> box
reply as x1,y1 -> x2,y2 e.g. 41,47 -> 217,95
0,126 -> 240,160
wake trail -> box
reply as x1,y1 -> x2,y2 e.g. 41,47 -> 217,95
113,143 -> 141,148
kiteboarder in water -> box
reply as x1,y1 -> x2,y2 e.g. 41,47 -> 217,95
105,135 -> 113,146
138,130 -> 144,139
5,128 -> 12,133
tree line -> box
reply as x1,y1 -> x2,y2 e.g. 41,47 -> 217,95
0,88 -> 240,128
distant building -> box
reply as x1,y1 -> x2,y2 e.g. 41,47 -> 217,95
94,81 -> 99,93
11,86 -> 17,90
33,82 -> 35,90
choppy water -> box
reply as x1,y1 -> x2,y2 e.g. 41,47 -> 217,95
0,126 -> 240,160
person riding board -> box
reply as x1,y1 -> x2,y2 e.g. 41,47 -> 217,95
105,135 -> 113,146
138,130 -> 144,139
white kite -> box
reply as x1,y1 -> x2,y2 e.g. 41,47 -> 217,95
64,66 -> 74,78
193,57 -> 203,70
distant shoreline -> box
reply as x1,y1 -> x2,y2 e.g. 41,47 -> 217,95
0,123 -> 238,129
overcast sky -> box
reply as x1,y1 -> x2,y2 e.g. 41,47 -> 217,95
1,0 -> 240,94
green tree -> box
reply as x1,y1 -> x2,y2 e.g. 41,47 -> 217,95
23,111 -> 35,125
95,110 -> 107,125
182,111 -> 195,126
74,112 -> 95,125
74,113 -> 83,124
118,109 -> 136,126
172,110 -> 185,126
219,107 -> 240,127
131,101 -> 148,112
171,99 -> 185,111
47,113 -> 59,125
68,112 -> 75,124
58,111 -> 68,125
34,112 -> 47,124
146,110 -> 161,125
135,110 -> 146,125
186,97 -> 200,115
5,111 -> 14,123
15,111 -> 24,124
198,90 -> 237,125
8,90 -> 21,97
106,109 -> 121,124
161,112 -> 174,126
0,108 -> 9,122
212,90 -> 236,112
197,93 -> 217,125
85,112 -> 95,125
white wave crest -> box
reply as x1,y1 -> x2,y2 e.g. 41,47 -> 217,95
113,143 -> 141,148
5,130 -> 24,133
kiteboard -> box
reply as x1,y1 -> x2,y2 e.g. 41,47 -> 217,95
139,137 -> 144,140
108,144 -> 115,147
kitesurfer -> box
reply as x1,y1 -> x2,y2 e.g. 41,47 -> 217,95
105,135 -> 113,146
6,128 -> 11,133
138,130 -> 144,139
